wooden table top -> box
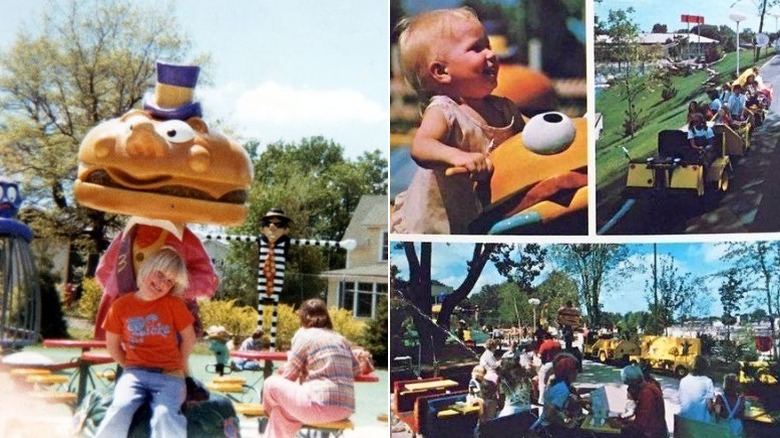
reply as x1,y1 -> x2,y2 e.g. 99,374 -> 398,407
43,339 -> 106,351
230,350 -> 288,361
403,379 -> 458,392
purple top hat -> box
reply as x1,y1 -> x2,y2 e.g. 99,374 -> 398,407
143,61 -> 203,120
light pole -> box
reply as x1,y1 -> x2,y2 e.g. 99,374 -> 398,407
770,13 -> 780,53
730,12 -> 747,77
529,298 -> 541,332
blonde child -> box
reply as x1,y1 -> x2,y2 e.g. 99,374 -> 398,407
95,247 -> 195,438
391,7 -> 525,234
714,373 -> 745,437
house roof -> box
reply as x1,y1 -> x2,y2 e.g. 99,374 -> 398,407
321,262 -> 388,280
343,195 -> 387,240
596,32 -> 718,45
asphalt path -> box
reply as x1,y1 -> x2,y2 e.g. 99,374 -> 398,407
576,359 -> 694,434
598,55 -> 780,235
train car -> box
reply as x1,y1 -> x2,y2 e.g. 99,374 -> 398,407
624,127 -> 733,198
629,336 -> 701,377
585,338 -> 640,364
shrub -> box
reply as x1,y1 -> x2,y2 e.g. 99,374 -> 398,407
77,277 -> 103,322
37,252 -> 68,339
199,298 -> 257,339
705,45 -> 724,63
175,298 -> 369,353
330,306 -> 367,345
360,298 -> 388,367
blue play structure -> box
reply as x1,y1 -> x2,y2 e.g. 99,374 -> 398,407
0,176 -> 40,350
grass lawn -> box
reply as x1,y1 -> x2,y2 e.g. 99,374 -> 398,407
595,49 -> 777,211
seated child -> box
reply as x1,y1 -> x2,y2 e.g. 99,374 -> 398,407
94,247 -> 195,438
687,113 -> 716,166
714,373 -> 745,437
497,356 -> 533,418
233,328 -> 267,371
468,364 -> 498,423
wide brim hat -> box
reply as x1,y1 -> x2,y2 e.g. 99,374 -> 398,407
261,208 -> 293,224
205,325 -> 232,339
143,61 -> 203,120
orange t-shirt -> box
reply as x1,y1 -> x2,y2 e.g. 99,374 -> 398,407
103,293 -> 194,370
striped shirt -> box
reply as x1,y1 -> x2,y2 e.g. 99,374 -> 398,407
282,327 -> 360,410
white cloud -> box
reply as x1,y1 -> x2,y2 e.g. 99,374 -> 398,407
197,81 -> 387,158
201,81 -> 386,126
699,242 -> 730,264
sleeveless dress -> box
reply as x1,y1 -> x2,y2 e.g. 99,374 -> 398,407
391,95 -> 518,234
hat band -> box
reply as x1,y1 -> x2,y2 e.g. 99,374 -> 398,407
155,83 -> 195,109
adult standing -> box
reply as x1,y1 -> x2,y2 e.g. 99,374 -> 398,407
556,300 -> 582,351
678,356 -> 716,424
262,299 -> 360,438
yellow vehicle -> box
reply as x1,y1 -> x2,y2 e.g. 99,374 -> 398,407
586,338 -> 640,364
624,128 -> 732,198
629,336 -> 701,377
739,360 -> 778,385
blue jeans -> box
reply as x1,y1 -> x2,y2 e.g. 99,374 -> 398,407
95,367 -> 187,438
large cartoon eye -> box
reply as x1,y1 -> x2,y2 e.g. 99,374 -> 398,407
6,185 -> 18,203
522,112 -> 576,155
155,120 -> 195,143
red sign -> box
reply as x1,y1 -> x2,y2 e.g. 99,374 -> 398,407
681,14 -> 704,24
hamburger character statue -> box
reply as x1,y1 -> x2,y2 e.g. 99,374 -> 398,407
74,61 -> 254,338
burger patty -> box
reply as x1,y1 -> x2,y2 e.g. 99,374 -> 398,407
83,169 -> 247,204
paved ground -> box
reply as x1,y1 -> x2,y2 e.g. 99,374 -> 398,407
0,345 -> 388,437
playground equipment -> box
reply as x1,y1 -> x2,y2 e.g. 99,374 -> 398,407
0,176 -> 40,350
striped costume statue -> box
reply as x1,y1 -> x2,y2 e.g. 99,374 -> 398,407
204,208 -> 355,351
257,209 -> 291,351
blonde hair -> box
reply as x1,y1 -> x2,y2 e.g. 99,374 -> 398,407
723,373 -> 740,396
397,7 -> 482,102
137,247 -> 189,296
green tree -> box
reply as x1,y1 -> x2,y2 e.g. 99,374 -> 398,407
747,0 -> 780,61
492,244 -> 547,291
644,255 -> 703,334
721,241 -> 780,358
652,23 -> 668,33
551,244 -> 632,329
719,269 -> 747,340
0,0 -> 202,279
219,137 -> 386,306
470,283 -> 502,327
603,8 -> 647,138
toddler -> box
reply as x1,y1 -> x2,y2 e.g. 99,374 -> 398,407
95,247 -> 195,438
391,7 -> 524,234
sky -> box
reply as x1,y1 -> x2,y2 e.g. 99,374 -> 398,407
389,241 -> 749,317
0,0 -> 389,159
596,0 -> 778,35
